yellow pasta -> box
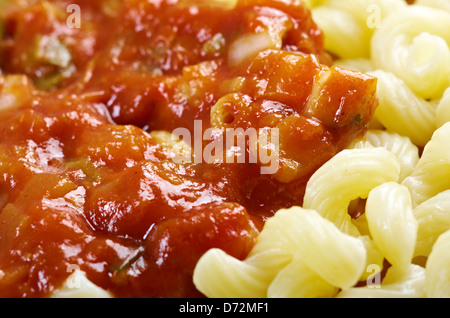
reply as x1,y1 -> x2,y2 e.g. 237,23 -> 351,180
366,182 -> 418,269
415,0 -> 450,14
267,258 -> 338,298
337,265 -> 426,298
310,0 -> 406,59
260,207 -> 367,289
330,0 -> 406,18
350,130 -> 419,181
367,70 -> 436,147
303,148 -> 400,234
414,190 -> 450,257
426,230 -> 450,298
351,212 -> 371,237
194,207 -> 367,297
193,248 -> 274,298
194,234 -> 294,297
371,5 -> 450,100
334,58 -> 374,74
311,7 -> 367,59
402,122 -> 450,207
436,88 -> 450,128
358,235 -> 384,282
51,270 -> 112,298
150,130 -> 193,164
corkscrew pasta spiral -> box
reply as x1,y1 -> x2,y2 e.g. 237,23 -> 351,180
193,207 -> 367,298
371,6 -> 450,100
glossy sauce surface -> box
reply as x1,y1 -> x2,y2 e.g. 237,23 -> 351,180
0,0 -> 377,297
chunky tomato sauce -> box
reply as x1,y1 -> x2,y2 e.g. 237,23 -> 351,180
0,0 -> 377,297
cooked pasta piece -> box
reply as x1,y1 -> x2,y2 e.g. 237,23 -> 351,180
150,130 -> 193,164
193,207 -> 367,297
267,257 -> 338,298
311,7 -> 367,59
415,0 -> 450,14
367,70 -> 436,147
351,212 -> 371,237
426,229 -> 450,298
326,0 -> 406,18
192,248 -> 273,298
0,75 -> 33,112
366,182 -> 418,269
414,190 -> 450,257
350,130 -> 419,181
358,235 -> 384,282
310,0 -> 406,59
337,264 -> 426,298
256,207 -> 367,289
194,240 -> 293,297
371,6 -> 450,100
436,88 -> 450,128
303,148 -> 400,234
402,122 -> 450,207
334,58 -> 374,73
51,270 -> 112,298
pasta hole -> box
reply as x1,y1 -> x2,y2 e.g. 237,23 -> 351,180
348,198 -> 366,219
412,255 -> 427,267
222,113 -> 235,124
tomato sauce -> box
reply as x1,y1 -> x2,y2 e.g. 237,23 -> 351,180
0,0 -> 377,297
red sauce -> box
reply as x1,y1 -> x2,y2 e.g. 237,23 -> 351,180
0,0 -> 377,297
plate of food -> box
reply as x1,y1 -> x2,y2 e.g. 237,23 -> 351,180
0,0 -> 449,298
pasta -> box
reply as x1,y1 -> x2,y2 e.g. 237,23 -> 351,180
310,0 -> 406,59
51,270 -> 112,298
402,123 -> 450,207
303,148 -> 400,235
194,207 -> 367,297
193,0 -> 450,298
358,235 -> 384,281
311,6 -> 367,59
426,230 -> 450,298
267,257 -> 338,298
415,0 -> 450,13
367,70 -> 436,147
337,264 -> 426,298
436,88 -> 450,129
193,248 -> 275,298
349,130 -> 419,181
371,6 -> 450,100
414,190 -> 450,257
365,182 -> 418,269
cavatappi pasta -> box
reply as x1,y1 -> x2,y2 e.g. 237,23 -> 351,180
192,0 -> 450,298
